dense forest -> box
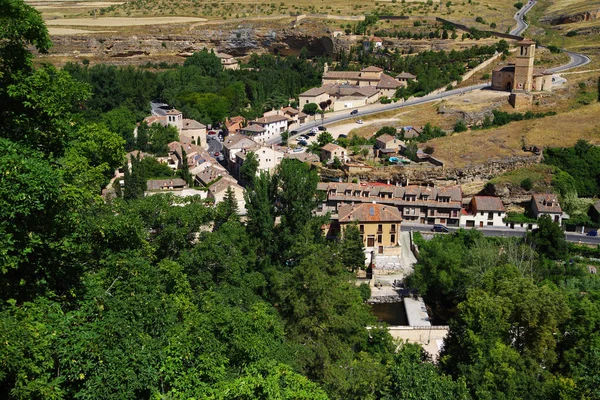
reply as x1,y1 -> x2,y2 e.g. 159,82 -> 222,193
2,1 -> 600,398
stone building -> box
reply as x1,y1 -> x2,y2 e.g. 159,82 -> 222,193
491,39 -> 553,107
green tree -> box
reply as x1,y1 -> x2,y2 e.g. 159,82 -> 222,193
528,214 -> 568,260
4,65 -> 90,157
331,156 -> 343,169
280,130 -> 289,146
302,102 -> 319,115
341,224 -> 365,272
180,146 -> 192,185
0,0 -> 51,83
240,151 -> 259,187
215,186 -> 239,228
453,119 -> 467,133
148,123 -> 178,156
123,153 -> 146,200
317,131 -> 334,147
384,342 -> 469,400
100,106 -> 138,151
183,49 -> 223,77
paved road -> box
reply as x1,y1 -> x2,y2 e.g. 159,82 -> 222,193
546,50 -> 591,73
150,100 -> 169,116
270,83 -> 491,144
402,223 -> 600,245
510,0 -> 590,72
510,0 -> 536,36
207,135 -> 223,155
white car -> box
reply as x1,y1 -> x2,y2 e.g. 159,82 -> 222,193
310,127 -> 319,134
356,119 -> 364,124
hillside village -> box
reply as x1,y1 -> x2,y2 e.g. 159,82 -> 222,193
5,0 -> 600,397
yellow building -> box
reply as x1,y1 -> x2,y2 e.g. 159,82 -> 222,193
337,202 -> 402,254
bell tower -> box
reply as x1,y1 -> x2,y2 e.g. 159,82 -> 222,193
513,39 -> 536,92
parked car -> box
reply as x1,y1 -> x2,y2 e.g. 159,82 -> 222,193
298,140 -> 308,146
207,130 -> 217,136
290,130 -> 298,136
318,126 -> 327,131
587,230 -> 598,237
214,151 -> 220,157
310,127 -> 319,134
338,134 -> 348,139
293,147 -> 304,152
356,119 -> 363,124
431,224 -> 450,233
350,109 -> 358,115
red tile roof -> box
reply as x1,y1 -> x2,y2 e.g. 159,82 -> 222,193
338,203 -> 402,223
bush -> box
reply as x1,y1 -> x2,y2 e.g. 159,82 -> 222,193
566,30 -> 578,37
513,2 -> 523,9
520,178 -> 533,191
453,119 -> 468,133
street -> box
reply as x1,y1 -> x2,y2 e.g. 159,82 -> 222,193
401,223 -> 600,245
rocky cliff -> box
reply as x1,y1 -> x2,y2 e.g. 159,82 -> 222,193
45,18 -> 335,63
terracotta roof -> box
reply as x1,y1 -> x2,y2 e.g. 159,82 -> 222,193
166,109 -> 182,115
472,196 -> 505,212
370,36 -> 383,42
144,115 -> 166,125
182,119 -> 206,130
396,72 -> 416,79
241,124 -> 266,133
222,134 -> 258,150
377,74 -> 403,89
146,178 -> 187,191
322,143 -> 345,152
300,86 -> 331,96
533,193 -> 562,213
377,134 -> 396,143
209,178 -> 244,195
285,152 -> 320,163
361,66 -> 383,73
518,38 -> 536,45
323,71 -> 362,80
338,203 -> 402,223
254,114 -> 289,124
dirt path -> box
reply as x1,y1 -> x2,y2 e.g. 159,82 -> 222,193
45,17 -> 207,26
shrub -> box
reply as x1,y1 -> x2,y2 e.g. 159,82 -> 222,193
566,30 -> 578,37
453,119 -> 468,132
520,178 -> 533,191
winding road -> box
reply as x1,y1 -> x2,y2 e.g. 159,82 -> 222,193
511,0 -> 590,72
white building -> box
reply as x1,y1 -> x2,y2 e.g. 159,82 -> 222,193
235,145 -> 285,180
251,114 -> 289,142
531,193 -> 567,224
460,196 -> 506,228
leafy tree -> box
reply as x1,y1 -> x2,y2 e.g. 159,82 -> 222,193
528,215 -> 568,260
280,130 -> 289,145
317,131 -> 334,147
331,156 -> 343,169
3,65 -> 90,157
215,187 -> 239,229
180,146 -> 192,185
244,172 -> 277,258
148,123 -> 178,156
384,342 -> 469,400
453,119 -> 467,133
0,0 -> 51,83
240,151 -> 259,187
341,224 -> 365,272
302,102 -> 319,115
183,49 -> 223,77
100,106 -> 138,151
123,153 -> 146,200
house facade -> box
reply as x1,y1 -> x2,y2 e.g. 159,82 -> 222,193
321,143 -> 348,163
250,114 -> 289,142
460,196 -> 506,228
337,202 -> 402,255
317,183 -> 463,227
234,145 -> 284,180
142,109 -> 207,147
531,193 -> 566,224
207,178 -> 247,214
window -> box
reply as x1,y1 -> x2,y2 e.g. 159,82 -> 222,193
377,224 -> 383,233
377,234 -> 382,244
359,225 -> 364,234
391,234 -> 396,244
488,212 -> 493,220
390,224 -> 396,233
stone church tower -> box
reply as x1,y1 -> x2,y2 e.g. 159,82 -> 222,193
513,39 -> 536,92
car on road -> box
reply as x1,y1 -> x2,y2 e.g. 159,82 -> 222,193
338,134 -> 347,139
318,126 -> 327,131
290,130 -> 298,136
431,224 -> 450,233
587,230 -> 598,237
207,130 -> 217,136
293,147 -> 304,152
296,135 -> 308,141
356,119 -> 363,124
350,109 -> 358,115
214,152 -> 220,157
